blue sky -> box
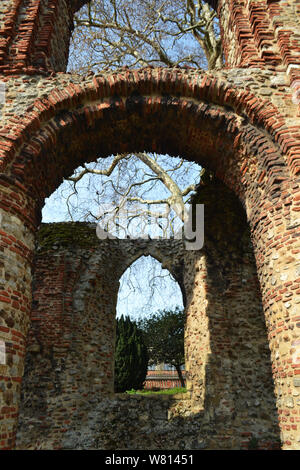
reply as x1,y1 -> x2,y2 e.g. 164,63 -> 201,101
41,2 -> 205,320
41,158 -> 195,320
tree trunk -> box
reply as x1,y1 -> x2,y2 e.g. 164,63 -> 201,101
175,364 -> 185,388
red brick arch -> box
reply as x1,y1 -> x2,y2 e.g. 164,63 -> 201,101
0,0 -> 299,452
3,68 -> 292,215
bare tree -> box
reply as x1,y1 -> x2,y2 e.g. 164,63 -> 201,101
44,0 -> 222,317
116,255 -> 184,319
69,0 -> 223,73
64,152 -> 199,237
60,0 -> 222,232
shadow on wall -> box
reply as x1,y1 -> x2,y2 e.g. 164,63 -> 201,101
183,179 -> 281,450
15,181 -> 281,450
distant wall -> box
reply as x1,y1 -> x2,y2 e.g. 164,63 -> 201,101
16,179 -> 280,449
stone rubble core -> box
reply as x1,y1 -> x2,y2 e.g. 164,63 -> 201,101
0,0 -> 299,450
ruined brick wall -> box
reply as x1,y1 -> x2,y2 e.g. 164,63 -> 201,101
0,0 -> 86,74
216,1 -> 300,83
0,0 -> 299,450
16,224 -> 187,449
16,179 -> 280,450
183,176 -> 280,448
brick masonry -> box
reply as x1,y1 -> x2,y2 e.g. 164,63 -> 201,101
15,180 -> 280,449
144,370 -> 186,390
0,0 -> 298,450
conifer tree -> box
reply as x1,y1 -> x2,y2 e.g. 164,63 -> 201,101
114,315 -> 149,392
138,307 -> 185,387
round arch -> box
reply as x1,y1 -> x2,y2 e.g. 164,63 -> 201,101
0,68 -> 299,450
4,68 -> 291,213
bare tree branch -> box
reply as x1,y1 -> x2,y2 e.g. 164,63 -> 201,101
69,0 -> 223,73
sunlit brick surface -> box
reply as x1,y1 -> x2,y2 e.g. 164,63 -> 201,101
0,0 -> 299,450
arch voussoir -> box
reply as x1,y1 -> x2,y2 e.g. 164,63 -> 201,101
0,0 -> 300,451
1,68 -> 296,174
0,65 -> 299,450
0,68 -> 291,201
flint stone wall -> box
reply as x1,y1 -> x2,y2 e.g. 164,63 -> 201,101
16,179 -> 281,449
0,0 -> 299,450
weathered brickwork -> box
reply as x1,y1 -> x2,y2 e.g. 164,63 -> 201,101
183,177 -> 281,448
0,0 -> 299,450
16,181 -> 280,449
15,225 -> 188,449
0,1 -> 86,74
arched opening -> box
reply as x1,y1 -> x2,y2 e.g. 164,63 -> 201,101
6,68 -> 289,210
0,0 -> 299,452
117,255 -> 184,319
15,174 -> 282,449
115,254 -> 185,392
0,70 -> 295,450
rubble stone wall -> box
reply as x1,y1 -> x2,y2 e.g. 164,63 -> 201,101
0,0 -> 299,450
16,180 -> 280,450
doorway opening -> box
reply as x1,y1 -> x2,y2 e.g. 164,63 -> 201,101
115,255 -> 185,393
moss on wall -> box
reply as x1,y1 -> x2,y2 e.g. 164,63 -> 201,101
36,222 -> 100,251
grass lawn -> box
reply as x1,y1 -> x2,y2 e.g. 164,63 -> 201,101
126,387 -> 187,395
